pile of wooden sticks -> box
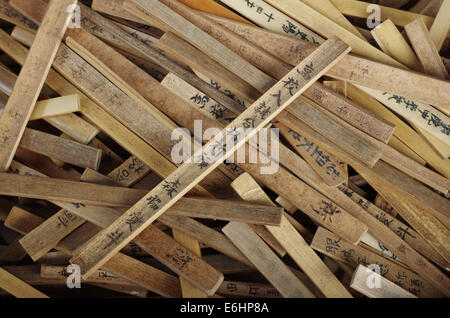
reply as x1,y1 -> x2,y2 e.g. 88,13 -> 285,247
0,0 -> 449,299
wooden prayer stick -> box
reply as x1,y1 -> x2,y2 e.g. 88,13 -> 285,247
338,185 -> 449,269
0,0 -> 77,171
19,129 -> 102,170
0,173 -> 146,208
69,38 -> 351,279
311,227 -> 444,298
232,173 -> 353,298
429,0 -> 450,51
88,138 -> 124,175
346,84 -> 450,179
222,221 -> 314,298
387,136 -> 426,166
0,0 -> 38,31
172,230 -> 207,298
405,18 -> 450,80
350,264 -> 417,298
0,267 -> 49,298
109,156 -> 152,187
28,95 -> 80,120
10,25 -> 35,46
371,19 -> 422,71
124,0 -> 276,93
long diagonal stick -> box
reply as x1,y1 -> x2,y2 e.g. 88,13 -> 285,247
70,37 -> 351,279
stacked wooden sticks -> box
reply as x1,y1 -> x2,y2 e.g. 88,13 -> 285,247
0,0 -> 449,298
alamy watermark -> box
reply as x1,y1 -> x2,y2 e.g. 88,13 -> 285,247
171,120 -> 280,175
366,4 -> 381,29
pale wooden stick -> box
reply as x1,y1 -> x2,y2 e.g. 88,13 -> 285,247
222,221 -> 314,298
405,18 -> 450,80
311,227 -> 444,298
19,129 -> 102,170
172,230 -> 207,298
11,25 -> 35,46
232,173 -> 353,298
387,135 -> 426,166
0,0 -> 77,171
0,0 -> 38,30
371,19 -> 422,71
69,38 -> 351,279
0,267 -> 49,298
429,0 -> 450,51
351,264 -> 417,298
218,281 -> 281,298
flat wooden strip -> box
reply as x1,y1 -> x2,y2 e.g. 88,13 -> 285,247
346,84 -> 450,180
371,19 -> 422,71
311,227 -> 444,298
109,156 -> 152,187
69,38 -> 351,279
88,138 -> 124,175
10,25 -> 35,47
172,230 -> 207,298
406,18 -> 450,80
0,267 -> 49,298
29,95 -> 80,120
231,173 -> 352,298
429,0 -> 450,50
19,129 -> 102,170
351,264 -> 417,298
264,0 -> 401,67
0,0 -> 77,171
338,185 -> 449,270
0,0 -> 38,30
388,135 -> 426,166
124,0 -> 276,92
222,221 -> 314,298
0,173 -> 147,208
287,98 -> 382,167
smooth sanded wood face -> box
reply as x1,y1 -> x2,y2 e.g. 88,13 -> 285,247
350,264 -> 417,298
311,227 -> 444,298
69,38 -> 351,279
0,0 -> 77,172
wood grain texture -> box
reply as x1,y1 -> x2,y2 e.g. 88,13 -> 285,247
0,0 -> 77,171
